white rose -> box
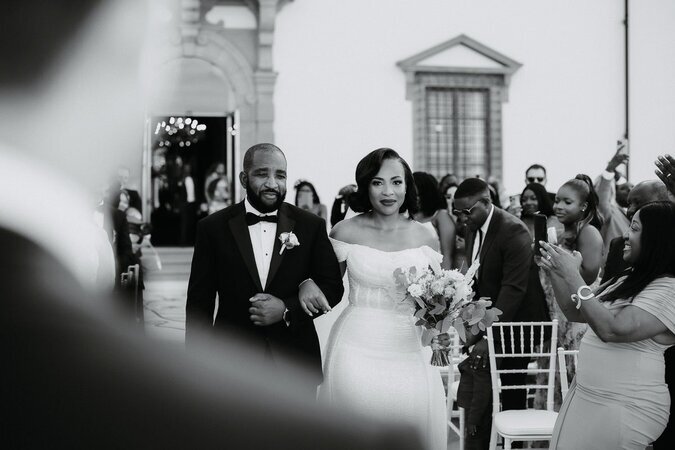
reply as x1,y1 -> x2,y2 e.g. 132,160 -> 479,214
454,283 -> 472,301
408,284 -> 424,298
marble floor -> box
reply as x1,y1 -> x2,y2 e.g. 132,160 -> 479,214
142,277 -> 461,450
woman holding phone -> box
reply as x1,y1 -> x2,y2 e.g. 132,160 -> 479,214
534,174 -> 605,411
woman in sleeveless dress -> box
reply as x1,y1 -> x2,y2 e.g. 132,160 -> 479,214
538,201 -> 675,449
412,171 -> 456,270
534,175 -> 604,411
316,148 -> 447,450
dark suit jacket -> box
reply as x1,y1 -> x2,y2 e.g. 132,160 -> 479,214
124,188 -> 143,213
465,207 -> 549,346
601,236 -> 629,284
186,201 -> 344,381
99,205 -> 136,287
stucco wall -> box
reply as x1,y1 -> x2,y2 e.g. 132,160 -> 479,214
274,0 -> 673,205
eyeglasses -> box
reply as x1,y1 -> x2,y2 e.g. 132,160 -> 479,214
452,199 -> 483,216
527,177 -> 545,183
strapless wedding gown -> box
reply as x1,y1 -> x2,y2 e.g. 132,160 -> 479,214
320,239 -> 447,450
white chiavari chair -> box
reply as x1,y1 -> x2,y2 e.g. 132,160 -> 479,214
443,329 -> 466,449
557,347 -> 579,401
486,321 -> 559,450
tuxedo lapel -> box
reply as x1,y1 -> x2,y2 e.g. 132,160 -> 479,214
265,203 -> 295,291
228,202 -> 264,292
477,208 -> 502,280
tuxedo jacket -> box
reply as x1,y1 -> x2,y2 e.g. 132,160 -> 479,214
465,207 -> 550,348
186,201 -> 344,380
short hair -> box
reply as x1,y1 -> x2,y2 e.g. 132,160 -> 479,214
242,143 -> 285,173
598,201 -> 675,302
413,172 -> 446,216
521,182 -> 554,217
349,148 -> 418,215
525,164 -> 547,176
454,178 -> 490,200
294,180 -> 321,206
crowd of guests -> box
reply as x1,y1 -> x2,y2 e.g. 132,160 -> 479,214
100,142 -> 675,449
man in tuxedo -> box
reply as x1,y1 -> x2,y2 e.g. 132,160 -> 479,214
453,178 -> 549,450
186,143 -> 344,391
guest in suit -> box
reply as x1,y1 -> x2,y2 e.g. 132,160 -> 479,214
117,166 -> 143,213
453,178 -> 549,450
186,143 -> 344,392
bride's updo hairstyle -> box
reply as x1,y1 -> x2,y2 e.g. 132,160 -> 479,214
349,148 -> 418,216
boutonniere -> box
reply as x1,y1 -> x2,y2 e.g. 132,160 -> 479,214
279,231 -> 300,255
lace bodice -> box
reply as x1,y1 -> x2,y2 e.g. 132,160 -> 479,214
330,238 -> 443,314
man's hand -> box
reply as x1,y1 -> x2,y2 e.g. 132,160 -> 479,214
298,279 -> 331,317
249,293 -> 285,326
469,338 -> 488,370
606,141 -> 629,173
655,154 -> 675,198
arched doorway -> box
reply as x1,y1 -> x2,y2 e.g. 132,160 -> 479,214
143,57 -> 242,246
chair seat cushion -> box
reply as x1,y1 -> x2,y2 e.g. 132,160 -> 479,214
494,410 -> 558,436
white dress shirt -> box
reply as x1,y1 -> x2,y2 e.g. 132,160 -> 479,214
245,198 -> 278,289
472,204 -> 495,263
184,176 -> 195,203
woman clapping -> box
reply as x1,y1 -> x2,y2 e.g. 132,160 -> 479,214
539,201 -> 675,449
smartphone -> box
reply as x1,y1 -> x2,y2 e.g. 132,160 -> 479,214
533,213 -> 548,255
509,194 -> 521,208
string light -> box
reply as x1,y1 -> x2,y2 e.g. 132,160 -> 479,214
153,116 -> 207,148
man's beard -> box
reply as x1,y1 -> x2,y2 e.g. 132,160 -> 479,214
246,183 -> 286,213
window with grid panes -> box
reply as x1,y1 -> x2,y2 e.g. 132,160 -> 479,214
425,88 -> 489,180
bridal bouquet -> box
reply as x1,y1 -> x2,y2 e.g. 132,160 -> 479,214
393,262 -> 502,366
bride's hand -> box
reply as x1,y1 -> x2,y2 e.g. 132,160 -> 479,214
298,279 -> 331,316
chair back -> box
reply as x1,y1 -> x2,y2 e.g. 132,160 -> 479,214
557,347 -> 579,400
486,321 -> 558,413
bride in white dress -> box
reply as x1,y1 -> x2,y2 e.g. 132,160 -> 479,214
318,148 -> 447,450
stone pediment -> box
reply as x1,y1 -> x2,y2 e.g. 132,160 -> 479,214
397,34 -> 522,76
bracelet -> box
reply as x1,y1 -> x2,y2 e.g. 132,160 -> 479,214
570,285 -> 594,309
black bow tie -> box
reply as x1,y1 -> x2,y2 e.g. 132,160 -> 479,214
246,212 -> 278,226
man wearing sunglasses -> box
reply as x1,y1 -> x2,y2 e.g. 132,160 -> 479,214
453,178 -> 549,450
